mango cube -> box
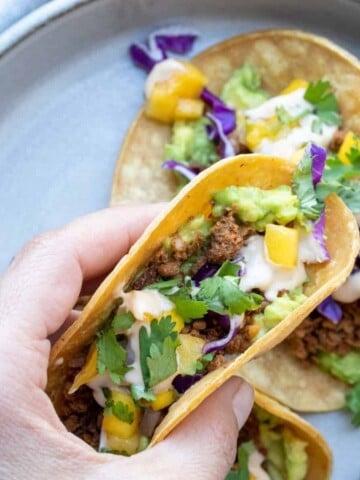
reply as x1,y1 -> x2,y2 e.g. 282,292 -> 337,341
338,131 -> 360,166
265,224 -> 299,268
102,391 -> 139,439
145,84 -> 178,123
177,334 -> 205,375
170,60 -> 207,98
175,98 -> 204,120
150,389 -> 176,411
281,79 -> 309,95
69,343 -> 97,393
107,432 -> 141,455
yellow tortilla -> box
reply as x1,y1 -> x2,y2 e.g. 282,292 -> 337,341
252,390 -> 332,479
110,28 -> 360,205
47,154 -> 359,446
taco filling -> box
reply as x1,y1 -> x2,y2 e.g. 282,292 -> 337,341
226,407 -> 308,480
62,148 -> 334,455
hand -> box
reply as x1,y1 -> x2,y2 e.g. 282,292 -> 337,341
0,205 -> 254,480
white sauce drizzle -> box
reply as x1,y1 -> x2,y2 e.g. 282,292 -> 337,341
87,375 -> 122,407
236,235 -> 307,301
145,58 -> 186,98
298,230 -> 327,264
122,289 -> 174,322
245,88 -> 337,159
333,271 -> 360,303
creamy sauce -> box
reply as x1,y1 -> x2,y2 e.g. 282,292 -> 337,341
333,271 -> 360,303
246,88 -> 310,121
87,375 -> 121,407
125,322 -> 150,387
256,114 -> 337,159
248,449 -> 271,480
145,58 -> 186,98
122,290 -> 174,322
153,373 -> 178,394
237,235 -> 307,301
299,230 -> 328,263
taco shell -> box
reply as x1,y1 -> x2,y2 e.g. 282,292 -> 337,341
251,390 -> 332,479
110,28 -> 360,205
47,154 -> 359,446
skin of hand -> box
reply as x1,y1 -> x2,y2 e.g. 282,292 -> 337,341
0,204 -> 254,480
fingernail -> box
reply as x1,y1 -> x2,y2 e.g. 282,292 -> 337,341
232,381 -> 254,429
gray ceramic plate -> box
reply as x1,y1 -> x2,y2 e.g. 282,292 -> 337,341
0,0 -> 359,477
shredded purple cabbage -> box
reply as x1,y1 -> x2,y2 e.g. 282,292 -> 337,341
162,160 -> 197,181
310,143 -> 326,186
173,374 -> 203,393
312,210 -> 330,261
317,296 -> 343,323
203,311 -> 230,329
192,263 -> 219,286
201,88 -> 236,135
129,26 -> 198,72
203,316 -> 238,354
206,112 -> 235,159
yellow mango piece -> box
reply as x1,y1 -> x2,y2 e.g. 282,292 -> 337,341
177,334 -> 205,375
107,432 -> 141,455
245,117 -> 280,151
169,310 -> 185,333
150,389 -> 176,411
102,391 -> 140,439
265,224 -> 299,268
69,343 -> 97,394
170,60 -> 208,98
145,84 -> 178,123
289,147 -> 306,166
175,98 -> 204,120
281,79 -> 309,95
338,131 -> 360,166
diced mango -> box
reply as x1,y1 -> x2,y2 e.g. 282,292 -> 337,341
102,391 -> 139,439
175,98 -> 204,120
247,324 -> 261,340
265,224 -> 299,268
107,432 -> 141,455
177,334 -> 205,375
145,84 -> 178,123
245,117 -> 280,151
169,60 -> 208,99
150,389 -> 176,411
169,310 -> 185,333
281,79 -> 309,95
338,131 -> 360,165
289,147 -> 306,166
69,343 -> 97,394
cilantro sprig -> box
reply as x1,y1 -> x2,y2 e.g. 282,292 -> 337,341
139,316 -> 180,389
304,80 -> 341,126
103,389 -> 135,424
96,328 -> 132,384
225,440 -> 255,480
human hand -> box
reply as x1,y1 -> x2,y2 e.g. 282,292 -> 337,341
0,205 -> 254,480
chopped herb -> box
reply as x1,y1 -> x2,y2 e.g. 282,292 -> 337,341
146,278 -> 181,294
345,382 -> 360,427
225,440 -> 255,480
104,395 -> 135,424
304,80 -> 341,126
276,106 -> 311,126
170,294 -> 208,322
292,148 -> 323,221
215,260 -> 240,277
195,352 -> 214,372
139,316 -> 179,389
130,384 -> 156,403
198,276 -> 263,316
96,328 -> 132,384
112,311 -> 135,331
99,447 -> 122,455
311,118 -> 323,134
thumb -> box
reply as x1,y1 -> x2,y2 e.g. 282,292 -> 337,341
157,377 -> 254,480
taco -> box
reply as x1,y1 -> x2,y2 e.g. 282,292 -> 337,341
47,154 -> 358,455
110,28 -> 360,205
225,390 -> 331,480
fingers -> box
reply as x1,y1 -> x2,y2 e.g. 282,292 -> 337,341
0,204 -> 164,341
138,378 -> 253,480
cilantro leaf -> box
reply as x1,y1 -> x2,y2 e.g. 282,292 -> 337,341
292,148 -> 323,220
147,336 -> 179,388
112,311 -> 135,331
146,278 -> 181,294
104,394 -> 135,424
139,316 -> 179,389
304,80 -> 341,126
96,328 -> 132,384
198,276 -> 263,316
225,441 -> 255,480
130,385 -> 156,403
347,143 -> 360,167
170,295 -> 208,322
345,381 -> 360,427
216,260 -> 240,277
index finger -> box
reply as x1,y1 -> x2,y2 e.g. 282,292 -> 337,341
0,204 -> 164,342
